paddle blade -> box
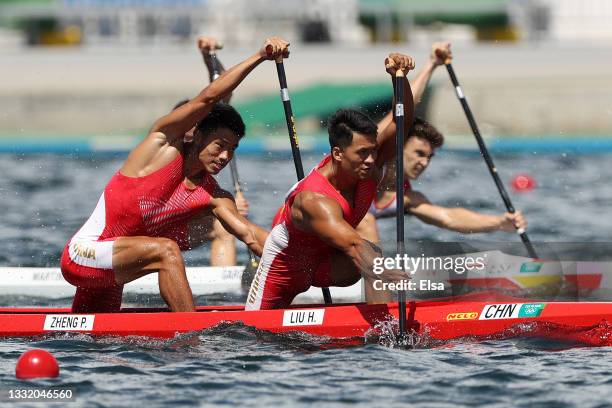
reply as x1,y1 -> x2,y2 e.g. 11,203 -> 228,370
241,253 -> 260,292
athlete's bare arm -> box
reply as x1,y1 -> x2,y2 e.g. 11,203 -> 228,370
209,189 -> 268,257
406,191 -> 528,233
376,53 -> 415,167
121,37 -> 290,176
152,36 -> 287,143
413,42 -> 451,104
376,43 -> 451,145
291,191 -> 408,283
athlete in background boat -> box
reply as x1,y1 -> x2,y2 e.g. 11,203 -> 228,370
356,43 -> 527,243
60,37 -> 290,313
246,53 -> 415,310
175,36 -> 252,267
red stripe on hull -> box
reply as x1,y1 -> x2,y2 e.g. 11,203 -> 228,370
1,293 -> 611,346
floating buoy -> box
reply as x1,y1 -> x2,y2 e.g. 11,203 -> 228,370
15,349 -> 59,379
511,174 -> 536,192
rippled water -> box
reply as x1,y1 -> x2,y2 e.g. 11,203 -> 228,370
1,152 -> 611,407
1,329 -> 610,408
2,151 -> 611,267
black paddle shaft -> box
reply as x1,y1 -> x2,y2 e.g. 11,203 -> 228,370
207,51 -> 221,80
394,72 -> 407,336
275,59 -> 332,305
229,159 -> 259,266
444,63 -> 538,259
275,61 -> 306,180
229,159 -> 240,190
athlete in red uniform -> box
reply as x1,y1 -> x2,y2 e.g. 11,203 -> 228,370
61,37 -> 290,313
246,53 -> 415,310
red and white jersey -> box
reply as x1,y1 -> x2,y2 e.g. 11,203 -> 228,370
246,155 -> 377,310
69,154 -> 218,257
61,153 -> 219,312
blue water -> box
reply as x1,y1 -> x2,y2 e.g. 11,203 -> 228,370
1,152 -> 611,407
1,331 -> 610,407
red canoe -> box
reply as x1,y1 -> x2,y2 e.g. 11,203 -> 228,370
1,292 -> 611,346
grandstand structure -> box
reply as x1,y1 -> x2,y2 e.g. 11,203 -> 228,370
1,0 -> 612,45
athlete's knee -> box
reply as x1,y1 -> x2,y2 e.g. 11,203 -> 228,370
155,238 -> 183,263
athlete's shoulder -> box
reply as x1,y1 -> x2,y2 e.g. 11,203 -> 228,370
121,137 -> 181,178
294,190 -> 343,218
290,190 -> 343,231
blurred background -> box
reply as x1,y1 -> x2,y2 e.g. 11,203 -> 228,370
1,0 -> 612,151
2,0 -> 612,270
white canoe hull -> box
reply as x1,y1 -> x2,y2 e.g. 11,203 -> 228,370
0,266 -> 360,303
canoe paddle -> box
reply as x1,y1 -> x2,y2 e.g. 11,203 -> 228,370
228,158 -> 261,288
442,59 -> 539,259
207,50 -> 222,81
273,54 -> 333,305
394,68 -> 408,337
207,49 -> 260,280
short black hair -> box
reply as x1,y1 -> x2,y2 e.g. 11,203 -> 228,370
196,102 -> 246,139
328,108 -> 378,148
408,117 -> 444,148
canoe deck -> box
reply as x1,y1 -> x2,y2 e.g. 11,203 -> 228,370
1,292 -> 611,346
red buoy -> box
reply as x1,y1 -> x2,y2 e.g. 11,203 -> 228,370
15,349 -> 59,379
511,173 -> 536,192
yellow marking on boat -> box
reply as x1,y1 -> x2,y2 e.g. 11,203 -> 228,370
447,312 -> 479,321
513,275 -> 562,288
